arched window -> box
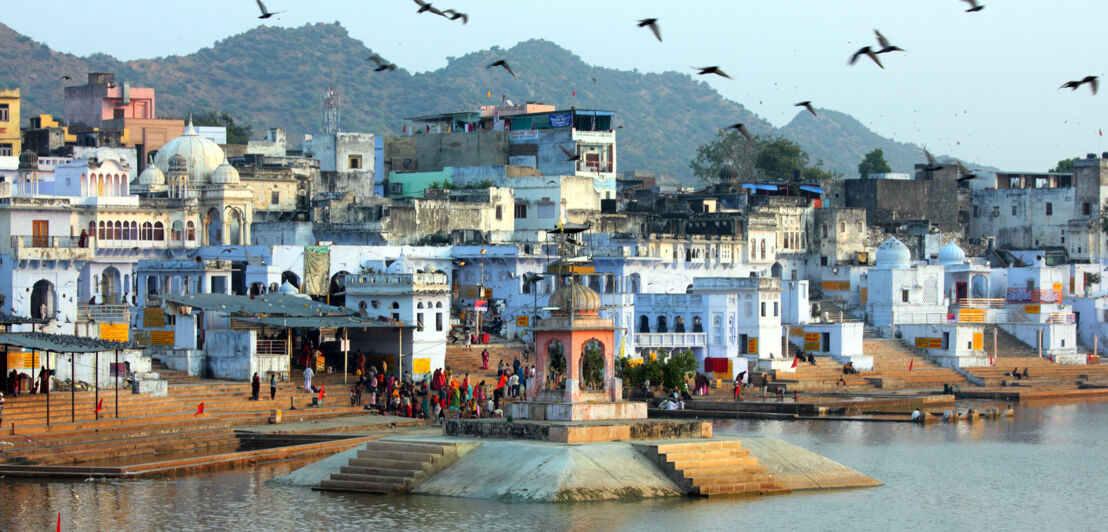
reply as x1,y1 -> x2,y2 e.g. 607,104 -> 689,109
80,173 -> 87,196
98,221 -> 106,240
121,220 -> 130,241
154,222 -> 165,241
656,316 -> 668,333
760,239 -> 766,260
639,315 -> 650,333
88,221 -> 95,239
186,221 -> 196,241
171,221 -> 183,242
130,221 -> 137,240
141,222 -> 153,241
114,221 -> 122,240
417,302 -> 424,309
390,301 -> 400,309
674,316 -> 686,333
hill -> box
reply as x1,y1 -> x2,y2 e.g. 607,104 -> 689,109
0,22 -> 987,184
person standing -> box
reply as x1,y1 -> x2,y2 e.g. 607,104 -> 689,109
251,372 -> 261,401
38,366 -> 49,395
0,392 -> 4,427
357,352 -> 367,377
481,348 -> 490,370
269,374 -> 277,400
303,366 -> 314,393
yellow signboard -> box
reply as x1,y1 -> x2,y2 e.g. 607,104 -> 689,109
959,309 -> 986,323
789,327 -> 805,338
747,338 -> 758,354
144,308 -> 165,328
516,316 -> 529,327
972,332 -> 984,351
6,352 -> 39,369
150,331 -> 175,346
1025,304 -> 1040,314
99,323 -> 129,342
915,337 -> 942,349
804,332 -> 821,352
821,281 -> 850,291
412,358 -> 431,374
860,287 -> 868,304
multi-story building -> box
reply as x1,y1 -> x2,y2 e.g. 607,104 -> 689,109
0,88 -> 20,157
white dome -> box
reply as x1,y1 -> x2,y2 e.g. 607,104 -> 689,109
875,237 -> 911,269
278,281 -> 299,294
386,256 -> 417,274
153,119 -> 225,185
938,242 -> 966,266
138,164 -> 165,186
92,147 -> 123,165
210,159 -> 240,184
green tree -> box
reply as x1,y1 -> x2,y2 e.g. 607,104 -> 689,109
689,130 -> 765,184
755,138 -> 809,181
192,110 -> 254,144
660,349 -> 698,391
1050,158 -> 1078,173
857,148 -> 892,178
580,339 -> 606,390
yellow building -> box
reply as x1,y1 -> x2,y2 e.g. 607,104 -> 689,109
0,88 -> 20,156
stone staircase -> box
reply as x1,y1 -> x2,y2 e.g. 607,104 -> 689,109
981,328 -> 1040,359
637,440 -> 785,497
770,339 -> 967,391
964,356 -> 1108,386
318,439 -> 473,494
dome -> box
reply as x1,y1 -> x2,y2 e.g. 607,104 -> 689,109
92,147 -> 122,165
18,149 -> 38,170
168,154 -> 188,174
875,237 -> 911,269
937,242 -> 966,266
278,281 -> 299,295
718,165 -> 739,182
386,256 -> 417,274
548,279 -> 601,314
210,159 -> 240,184
153,118 -> 226,185
138,164 -> 166,186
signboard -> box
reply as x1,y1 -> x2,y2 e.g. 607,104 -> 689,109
6,352 -> 38,369
516,315 -> 529,327
474,299 -> 488,313
822,281 -> 850,291
804,332 -> 821,352
412,358 -> 431,374
959,309 -> 986,323
915,337 -> 943,349
150,331 -> 175,346
860,287 -> 868,304
99,323 -> 129,342
628,358 -> 644,366
746,338 -> 758,354
1025,304 -> 1040,314
973,332 -> 984,351
548,112 -> 573,128
144,308 -> 165,328
789,327 -> 805,338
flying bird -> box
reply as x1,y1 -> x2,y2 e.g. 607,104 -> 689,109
725,123 -> 754,142
873,30 -> 905,54
961,0 -> 985,12
367,54 -> 397,72
255,0 -> 283,19
413,0 -> 444,16
59,75 -> 72,81
638,18 -> 662,42
1059,76 -> 1098,95
922,148 -> 946,171
487,60 -> 516,77
693,66 -> 731,79
795,101 -> 817,117
558,145 -> 580,161
955,161 -> 980,181
849,46 -> 884,69
442,9 -> 468,23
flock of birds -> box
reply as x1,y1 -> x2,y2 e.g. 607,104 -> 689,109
241,0 -> 1098,171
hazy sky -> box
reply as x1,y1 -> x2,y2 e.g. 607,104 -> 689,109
4,1 -> 1106,171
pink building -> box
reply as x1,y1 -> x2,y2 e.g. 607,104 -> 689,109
63,73 -> 156,129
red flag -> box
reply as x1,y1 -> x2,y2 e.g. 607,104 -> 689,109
1100,129 -> 1103,137
318,386 -> 325,403
908,360 -> 914,372
791,356 -> 798,368
989,354 -> 993,366
57,512 -> 61,532
94,398 -> 103,413
402,125 -> 406,133
194,402 -> 204,416
572,89 -> 576,97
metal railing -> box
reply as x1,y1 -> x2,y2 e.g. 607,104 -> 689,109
77,304 -> 129,323
633,332 -> 707,348
256,340 -> 287,355
956,298 -> 1006,308
1046,313 -> 1076,324
12,235 -> 85,249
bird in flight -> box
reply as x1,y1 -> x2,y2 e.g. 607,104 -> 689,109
414,0 -> 444,16
255,0 -> 283,19
849,46 -> 884,69
1059,76 -> 1098,95
922,148 -> 946,171
795,101 -> 817,117
442,9 -> 468,23
955,161 -> 979,181
961,0 -> 985,12
638,18 -> 662,42
559,145 -> 580,161
725,123 -> 754,142
487,60 -> 516,77
367,54 -> 397,72
59,75 -> 72,80
874,30 -> 905,54
694,66 -> 731,79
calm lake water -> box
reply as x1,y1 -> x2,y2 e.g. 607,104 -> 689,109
2,400 -> 1105,531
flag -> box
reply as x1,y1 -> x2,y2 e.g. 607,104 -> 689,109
791,355 -> 798,368
557,213 -> 564,231
319,386 -> 325,403
57,513 -> 61,532
502,94 -> 506,102
194,402 -> 204,416
1100,129 -> 1103,137
475,299 -> 489,312
618,333 -> 626,358
908,360 -> 914,372
94,398 -> 103,414
487,90 -> 491,99
572,89 -> 576,97
402,125 -> 406,133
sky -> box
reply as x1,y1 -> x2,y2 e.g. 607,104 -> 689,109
3,0 -> 1106,172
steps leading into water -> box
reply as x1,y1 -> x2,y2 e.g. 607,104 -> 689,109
635,440 -> 787,497
317,439 -> 475,494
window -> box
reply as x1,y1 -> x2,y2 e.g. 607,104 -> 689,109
773,302 -> 779,317
171,221 -> 183,242
416,312 -> 424,329
821,224 -> 828,238
392,312 -> 400,321
31,220 -> 48,248
348,155 -> 362,169
514,203 -> 527,218
390,183 -> 403,195
1084,202 -> 1092,216
114,221 -> 122,240
760,302 -> 766,317
436,312 -> 443,331
153,222 -> 164,241
0,143 -> 11,157
856,221 -> 863,232
495,205 -> 503,220
901,289 -> 909,303
271,190 -> 280,205
98,221 -> 106,240
141,222 -> 153,241
840,222 -> 846,233
1012,204 -> 1017,215
187,221 -> 196,241
0,104 -> 8,122
1046,202 -> 1053,215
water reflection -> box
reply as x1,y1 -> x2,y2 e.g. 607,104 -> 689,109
2,401 -> 1106,531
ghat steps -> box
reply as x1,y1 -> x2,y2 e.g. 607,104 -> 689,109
317,439 -> 470,494
637,440 -> 786,497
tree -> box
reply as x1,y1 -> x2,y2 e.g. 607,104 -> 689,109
755,138 -> 809,181
660,349 -> 698,391
580,339 -> 606,390
192,110 -> 254,144
1051,158 -> 1077,173
689,130 -> 765,184
857,148 -> 892,178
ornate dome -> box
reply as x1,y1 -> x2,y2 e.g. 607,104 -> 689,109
138,164 -> 166,186
18,149 -> 38,170
278,281 -> 299,295
168,154 -> 188,175
718,165 -> 739,182
92,147 -> 122,166
210,159 -> 240,184
548,279 -> 601,314
937,241 -> 966,266
386,256 -> 417,274
153,118 -> 226,185
875,237 -> 911,269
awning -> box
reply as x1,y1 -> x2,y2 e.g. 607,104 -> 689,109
232,316 -> 414,329
162,293 -> 355,318
742,183 -> 779,192
798,185 -> 824,194
0,332 -> 140,352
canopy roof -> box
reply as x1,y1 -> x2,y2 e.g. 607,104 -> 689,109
0,332 -> 140,353
162,293 -> 354,318
232,315 -> 413,329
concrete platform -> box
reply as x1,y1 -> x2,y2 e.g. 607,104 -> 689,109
507,399 -> 647,421
444,418 -> 711,443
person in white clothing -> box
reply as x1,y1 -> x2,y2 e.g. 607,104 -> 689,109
303,366 -> 314,393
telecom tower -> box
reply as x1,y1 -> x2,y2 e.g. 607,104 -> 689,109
321,85 -> 340,134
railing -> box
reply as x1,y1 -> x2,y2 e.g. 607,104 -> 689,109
256,340 -> 287,355
77,304 -> 129,323
1006,288 -> 1063,304
12,235 -> 85,249
956,298 -> 1005,308
1046,313 -> 1076,324
897,309 -> 1031,325
633,332 -> 707,348
577,161 -> 613,173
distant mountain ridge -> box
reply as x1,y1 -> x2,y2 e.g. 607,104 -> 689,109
0,22 -> 990,184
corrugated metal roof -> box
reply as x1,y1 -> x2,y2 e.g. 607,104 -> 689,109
162,293 -> 355,318
232,316 -> 412,329
0,332 -> 139,352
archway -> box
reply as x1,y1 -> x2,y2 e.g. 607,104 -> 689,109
971,274 -> 988,298
281,271 -> 301,289
580,339 -> 606,391
656,315 -> 668,333
207,208 -> 222,245
629,273 -> 641,294
674,316 -> 686,333
228,209 -> 243,246
31,280 -> 56,320
329,271 -> 350,307
638,315 -> 650,333
771,262 -> 783,278
546,339 -> 566,390
101,266 -> 121,304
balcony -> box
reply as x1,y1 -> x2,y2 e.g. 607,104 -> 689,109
77,304 -> 130,323
634,332 -> 707,349
576,160 -> 614,174
10,235 -> 94,261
